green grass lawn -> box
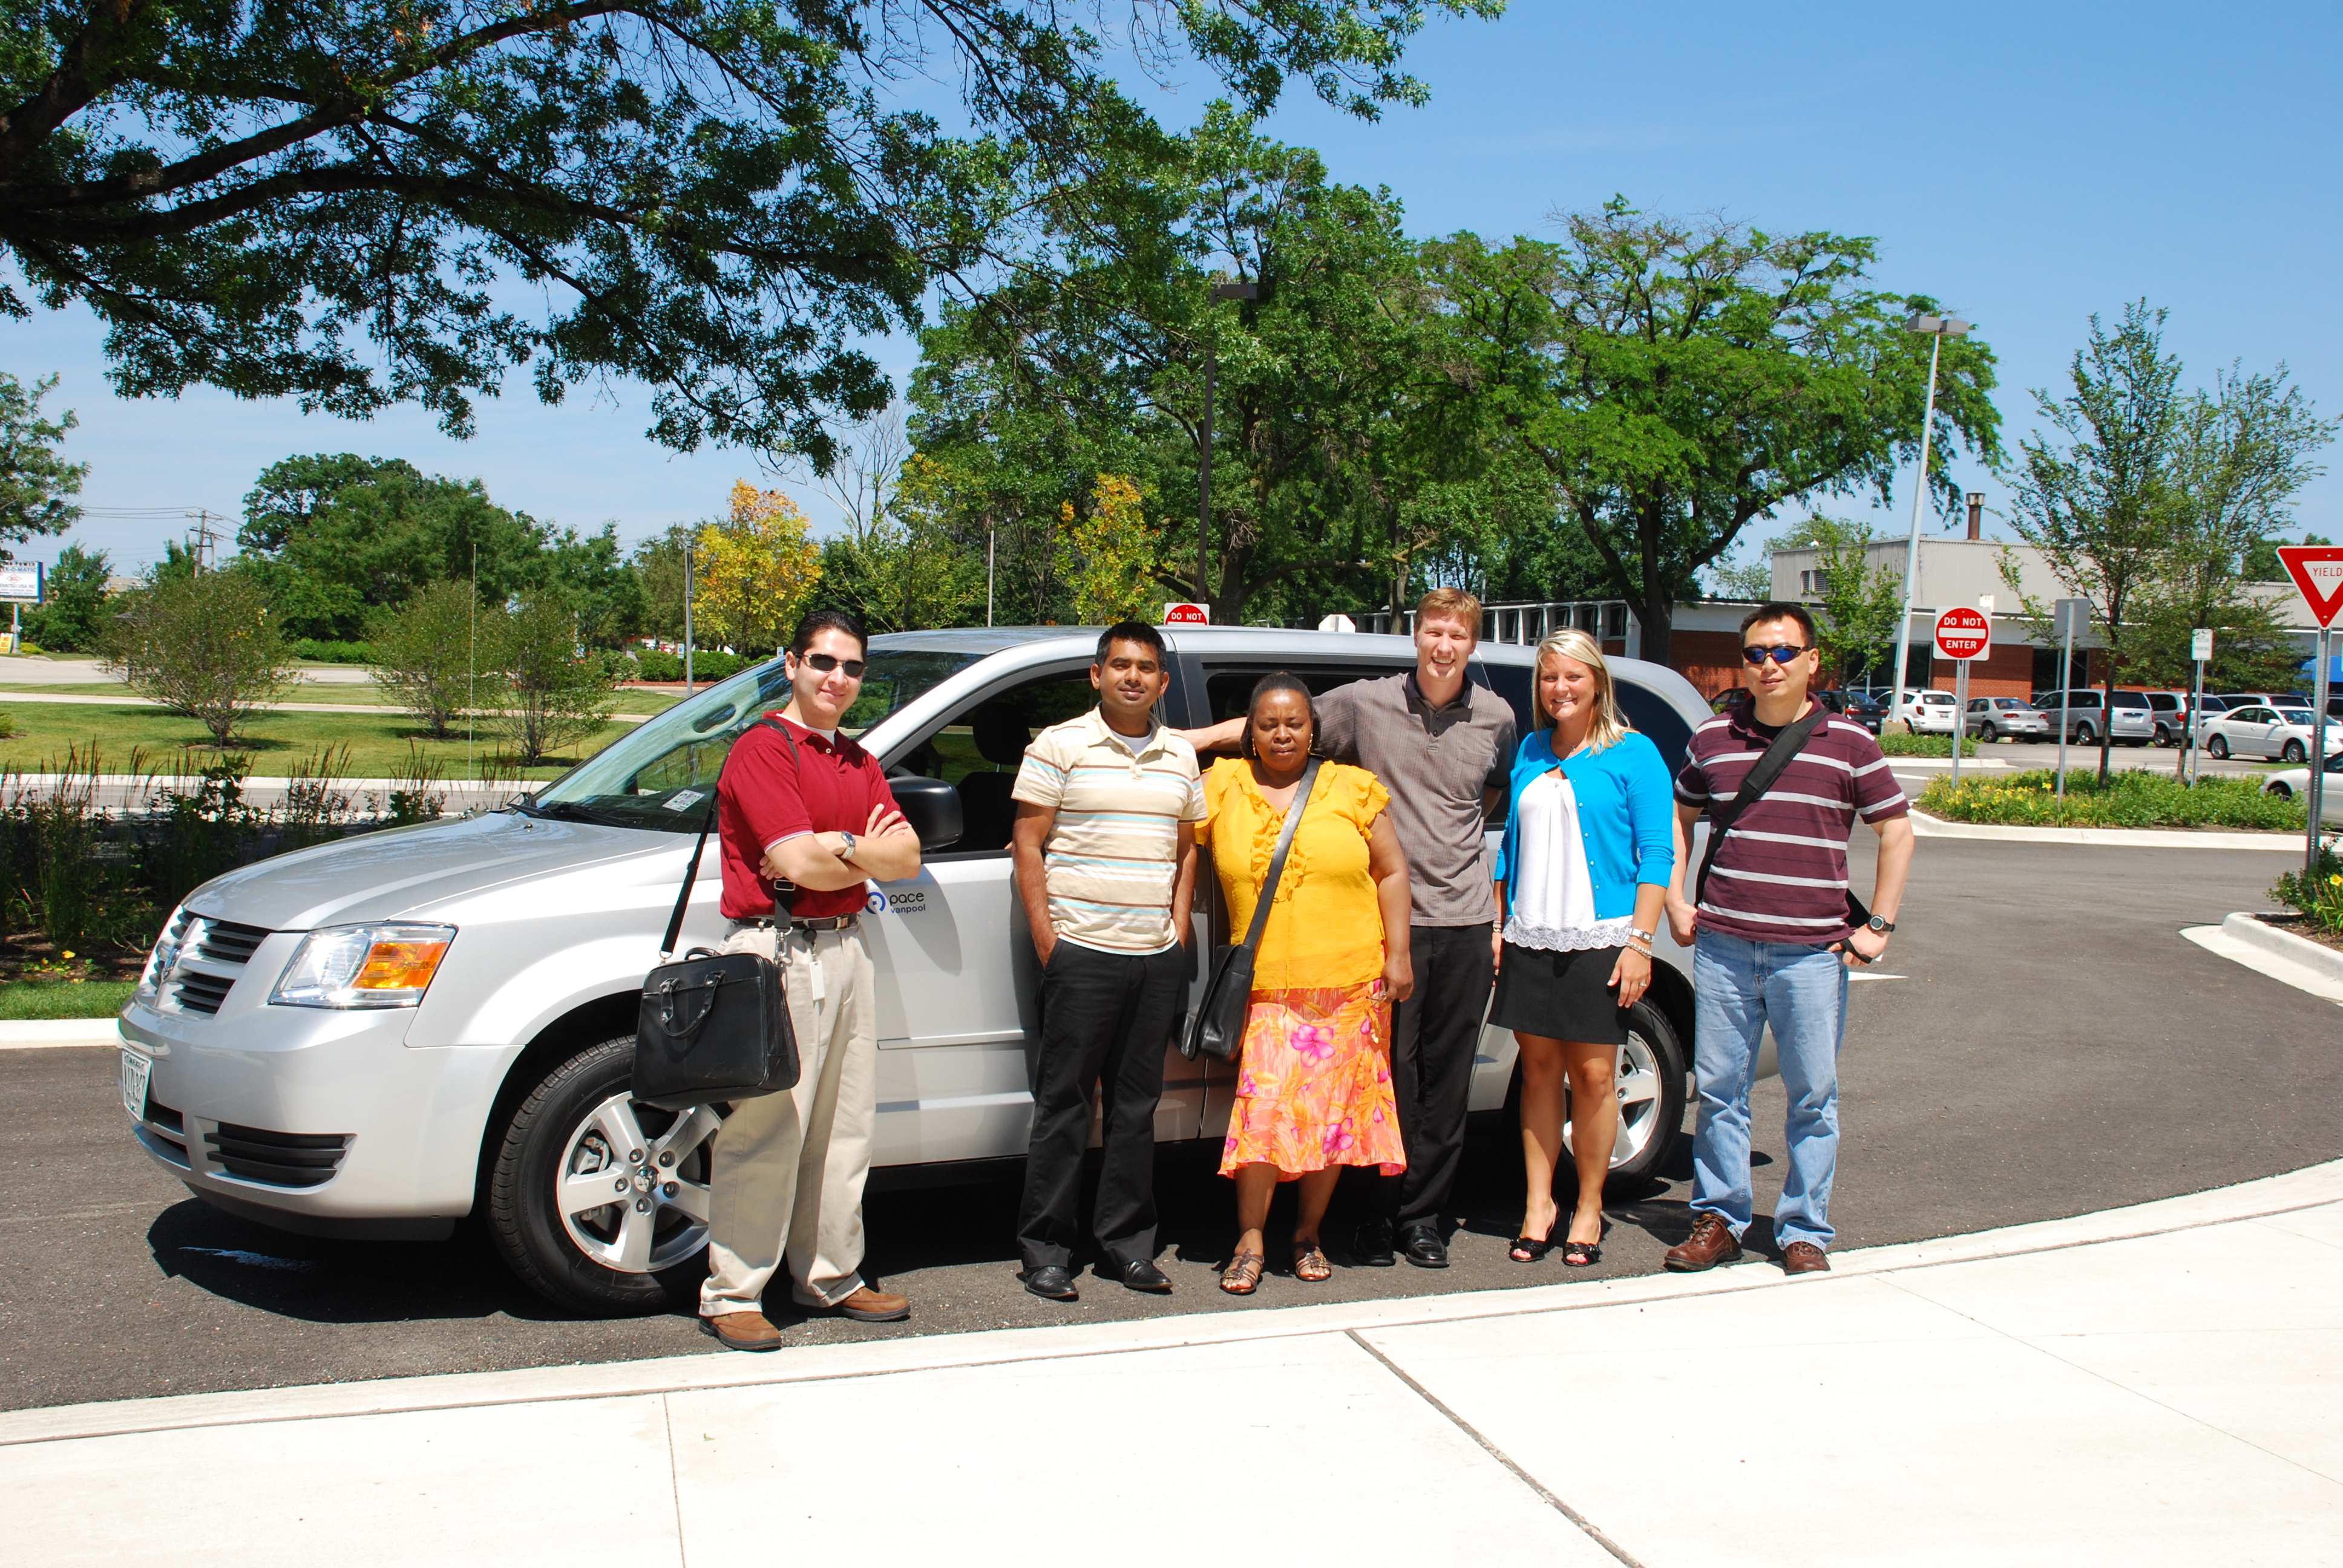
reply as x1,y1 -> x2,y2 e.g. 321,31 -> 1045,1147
0,681 -> 683,716
0,700 -> 643,779
0,978 -> 136,1019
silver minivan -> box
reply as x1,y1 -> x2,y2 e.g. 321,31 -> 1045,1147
117,628 -> 1722,1312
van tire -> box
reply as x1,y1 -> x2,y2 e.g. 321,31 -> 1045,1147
487,1034 -> 712,1316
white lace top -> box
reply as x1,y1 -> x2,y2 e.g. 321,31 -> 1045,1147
1503,770 -> 1636,953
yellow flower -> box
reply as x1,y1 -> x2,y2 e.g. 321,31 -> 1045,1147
2330,875 -> 2341,888
61,950 -> 73,959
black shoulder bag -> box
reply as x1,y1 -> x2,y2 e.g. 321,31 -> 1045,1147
1691,706 -> 1872,944
632,719 -> 804,1111
1182,757 -> 1322,1062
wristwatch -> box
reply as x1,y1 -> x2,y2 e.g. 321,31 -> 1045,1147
1865,915 -> 1895,934
837,831 -> 858,863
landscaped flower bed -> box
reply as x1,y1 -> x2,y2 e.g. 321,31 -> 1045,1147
2271,843 -> 2343,942
1918,769 -> 2303,831
1878,731 -> 1978,758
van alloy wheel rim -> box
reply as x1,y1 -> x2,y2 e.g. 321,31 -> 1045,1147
555,1096 -> 719,1273
1559,1030 -> 1663,1169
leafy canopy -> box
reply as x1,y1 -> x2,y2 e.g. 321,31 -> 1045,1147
1,0 -> 1498,460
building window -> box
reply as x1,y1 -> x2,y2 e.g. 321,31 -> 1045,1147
1800,570 -> 1832,596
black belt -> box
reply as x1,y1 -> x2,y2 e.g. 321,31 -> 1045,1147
732,913 -> 859,931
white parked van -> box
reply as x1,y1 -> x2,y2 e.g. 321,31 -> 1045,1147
118,629 -> 1725,1312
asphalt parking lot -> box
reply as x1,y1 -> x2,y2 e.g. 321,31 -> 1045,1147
5,834 -> 2336,1413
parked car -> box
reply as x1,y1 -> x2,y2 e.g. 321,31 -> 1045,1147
116,627 -> 1723,1314
2262,751 -> 2343,823
1837,690 -> 1889,734
2030,689 -> 2157,747
2217,691 -> 2311,710
1896,690 -> 1961,734
1964,696 -> 2050,742
2199,702 -> 2343,763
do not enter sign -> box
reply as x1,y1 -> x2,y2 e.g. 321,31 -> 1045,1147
1935,606 -> 1991,662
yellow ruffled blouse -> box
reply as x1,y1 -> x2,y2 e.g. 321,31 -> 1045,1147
1197,757 -> 1392,991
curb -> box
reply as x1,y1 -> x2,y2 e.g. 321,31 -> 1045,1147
0,1017 -> 123,1049
5,1155 -> 2339,1449
1907,808 -> 2302,850
2221,910 -> 2343,986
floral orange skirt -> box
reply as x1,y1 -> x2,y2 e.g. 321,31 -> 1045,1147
1218,982 -> 1407,1180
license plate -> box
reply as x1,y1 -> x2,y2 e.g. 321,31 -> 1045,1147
120,1047 -> 151,1122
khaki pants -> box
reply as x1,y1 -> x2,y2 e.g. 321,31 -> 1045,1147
698,920 -> 877,1316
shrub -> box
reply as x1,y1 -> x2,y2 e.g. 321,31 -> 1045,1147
490,591 -> 618,765
1878,732 -> 1977,758
369,583 -> 496,738
630,648 -> 683,682
1919,769 -> 2304,831
102,572 -> 298,745
2,745 -> 147,950
293,638 -> 377,664
2270,839 -> 2343,937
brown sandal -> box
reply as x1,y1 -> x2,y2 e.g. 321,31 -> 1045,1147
1220,1251 -> 1265,1295
1293,1241 -> 1332,1282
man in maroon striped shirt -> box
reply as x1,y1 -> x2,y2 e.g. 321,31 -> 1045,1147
1662,603 -> 1915,1276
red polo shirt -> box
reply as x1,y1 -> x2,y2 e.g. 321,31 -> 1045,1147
715,714 -> 899,920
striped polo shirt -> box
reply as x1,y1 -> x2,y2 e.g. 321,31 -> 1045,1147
1674,701 -> 1907,946
1011,708 -> 1205,954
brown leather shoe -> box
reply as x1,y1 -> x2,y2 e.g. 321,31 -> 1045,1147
1781,1241 -> 1830,1275
701,1310 -> 786,1351
1663,1213 -> 1743,1272
824,1285 -> 910,1322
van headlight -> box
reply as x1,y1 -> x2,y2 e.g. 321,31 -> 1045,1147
270,924 -> 456,1009
136,906 -> 189,1001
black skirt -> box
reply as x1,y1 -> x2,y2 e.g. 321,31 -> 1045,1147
1489,941 -> 1628,1046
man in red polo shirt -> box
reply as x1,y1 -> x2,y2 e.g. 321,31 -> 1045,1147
700,609 -> 923,1351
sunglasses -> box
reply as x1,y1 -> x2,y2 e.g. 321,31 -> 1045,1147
794,652 -> 867,679
1742,644 -> 1811,666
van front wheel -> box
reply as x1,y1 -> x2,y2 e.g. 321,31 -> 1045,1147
487,1034 -> 722,1315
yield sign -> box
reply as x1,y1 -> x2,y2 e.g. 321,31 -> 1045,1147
1934,606 -> 1991,661
2279,545 -> 2343,629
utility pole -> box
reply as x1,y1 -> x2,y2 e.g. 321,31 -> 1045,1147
1196,281 -> 1257,614
1887,315 -> 1970,730
683,537 -> 695,696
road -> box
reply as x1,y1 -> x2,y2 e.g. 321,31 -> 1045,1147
4,836 -> 2337,1413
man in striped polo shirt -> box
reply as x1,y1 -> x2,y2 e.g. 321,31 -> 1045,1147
1009,621 -> 1204,1302
1663,602 -> 1914,1276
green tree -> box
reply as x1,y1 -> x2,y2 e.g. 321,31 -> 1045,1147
370,581 -> 499,739
0,371 -> 85,554
1803,518 -> 1906,687
22,541 -> 110,650
490,592 -> 618,766
629,524 -> 695,642
2004,302 -> 2188,783
2244,532 -> 2333,583
101,571 -> 298,745
2,0 -> 1495,459
1436,200 -> 2002,664
824,453 -> 985,632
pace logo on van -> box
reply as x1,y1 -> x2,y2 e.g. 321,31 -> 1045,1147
867,888 -> 926,915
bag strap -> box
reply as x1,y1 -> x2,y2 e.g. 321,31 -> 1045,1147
1237,757 -> 1323,953
660,717 -> 795,961
1693,702 -> 1829,910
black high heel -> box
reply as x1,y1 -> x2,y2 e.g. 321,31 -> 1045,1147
1562,1240 -> 1602,1267
1509,1232 -> 1556,1263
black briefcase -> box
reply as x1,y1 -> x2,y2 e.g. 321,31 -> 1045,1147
630,718 -> 802,1110
634,947 -> 798,1111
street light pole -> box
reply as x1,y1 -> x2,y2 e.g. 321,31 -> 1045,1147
1197,281 -> 1257,614
1887,315 -> 1970,731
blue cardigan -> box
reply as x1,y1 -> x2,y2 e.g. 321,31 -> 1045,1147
1491,728 -> 1677,921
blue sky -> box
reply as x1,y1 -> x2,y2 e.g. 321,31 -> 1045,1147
12,1 -> 2342,581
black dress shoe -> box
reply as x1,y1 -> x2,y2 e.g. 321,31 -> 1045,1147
1023,1264 -> 1079,1301
1116,1258 -> 1173,1294
1398,1223 -> 1450,1269
1352,1218 -> 1396,1268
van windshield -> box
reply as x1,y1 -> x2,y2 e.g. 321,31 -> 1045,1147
526,648 -> 982,831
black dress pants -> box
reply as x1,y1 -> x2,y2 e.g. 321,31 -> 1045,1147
1378,923 -> 1496,1232
1016,940 -> 1186,1273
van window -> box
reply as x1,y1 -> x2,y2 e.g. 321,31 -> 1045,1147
893,666 -> 1104,855
1199,662 -> 1411,727
2109,691 -> 2148,710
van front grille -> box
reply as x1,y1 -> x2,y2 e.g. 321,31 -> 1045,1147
168,916 -> 272,1015
203,1122 -> 352,1188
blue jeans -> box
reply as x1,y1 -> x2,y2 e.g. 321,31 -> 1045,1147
1689,930 -> 1849,1250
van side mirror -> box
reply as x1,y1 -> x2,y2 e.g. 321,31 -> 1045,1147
889,774 -> 963,851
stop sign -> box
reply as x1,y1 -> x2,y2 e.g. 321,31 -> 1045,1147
1935,606 -> 1991,662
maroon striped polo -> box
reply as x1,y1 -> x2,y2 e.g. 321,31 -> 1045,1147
1674,701 -> 1908,946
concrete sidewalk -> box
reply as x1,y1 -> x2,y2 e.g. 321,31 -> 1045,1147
10,1162 -> 2343,1566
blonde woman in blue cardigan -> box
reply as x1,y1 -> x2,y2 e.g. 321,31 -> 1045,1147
1490,629 -> 1676,1267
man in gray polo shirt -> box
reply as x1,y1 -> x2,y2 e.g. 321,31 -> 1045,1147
1182,587 -> 1515,1267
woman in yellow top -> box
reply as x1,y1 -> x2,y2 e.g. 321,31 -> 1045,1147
1196,673 -> 1414,1295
